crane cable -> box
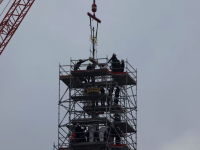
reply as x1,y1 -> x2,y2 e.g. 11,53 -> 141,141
0,0 -> 12,17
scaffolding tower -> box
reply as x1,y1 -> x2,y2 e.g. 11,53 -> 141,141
54,57 -> 137,150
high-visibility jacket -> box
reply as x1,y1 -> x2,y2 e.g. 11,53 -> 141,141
71,133 -> 76,140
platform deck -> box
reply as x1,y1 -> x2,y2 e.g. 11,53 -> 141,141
61,69 -> 136,87
71,94 -> 112,102
83,105 -> 125,114
113,121 -> 136,133
69,142 -> 130,150
71,117 -> 111,125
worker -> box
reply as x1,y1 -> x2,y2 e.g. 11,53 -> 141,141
85,129 -> 90,142
87,63 -> 92,83
109,126 -> 115,144
100,86 -> 105,106
74,59 -> 88,71
116,59 -> 121,72
114,86 -> 120,105
74,124 -> 81,142
89,125 -> 94,142
80,126 -> 86,142
107,53 -> 118,72
94,124 -> 100,142
120,59 -> 125,72
99,63 -> 107,82
95,100 -> 99,107
74,124 -> 86,142
114,113 -> 121,122
99,126 -> 107,141
87,63 -> 93,70
70,132 -> 76,143
107,87 -> 114,106
115,126 -> 121,145
104,126 -> 109,142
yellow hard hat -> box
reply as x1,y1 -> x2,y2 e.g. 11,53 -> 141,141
89,63 -> 91,65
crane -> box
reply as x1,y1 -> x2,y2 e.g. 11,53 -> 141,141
0,0 -> 35,55
0,0 -> 3,5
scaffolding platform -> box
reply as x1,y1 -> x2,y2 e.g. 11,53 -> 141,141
112,73 -> 136,86
71,94 -> 112,102
113,121 -> 136,133
60,75 -> 83,88
71,69 -> 137,86
69,142 -> 130,150
83,105 -> 125,114
108,144 -> 131,150
70,142 -> 106,150
71,69 -> 109,77
70,118 -> 135,133
71,117 -> 111,125
60,75 -> 117,88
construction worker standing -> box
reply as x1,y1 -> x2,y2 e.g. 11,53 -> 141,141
114,86 -> 120,105
108,53 -> 118,72
87,63 -> 93,83
120,60 -> 125,72
100,86 -> 105,106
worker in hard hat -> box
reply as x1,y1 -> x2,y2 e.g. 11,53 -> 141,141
74,59 -> 88,71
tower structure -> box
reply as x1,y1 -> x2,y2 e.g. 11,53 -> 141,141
54,1 -> 137,150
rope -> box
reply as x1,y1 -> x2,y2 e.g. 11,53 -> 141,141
0,0 -> 12,17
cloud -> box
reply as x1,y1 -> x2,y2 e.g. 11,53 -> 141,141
160,130 -> 200,150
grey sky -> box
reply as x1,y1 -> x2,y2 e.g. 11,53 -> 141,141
0,0 -> 200,150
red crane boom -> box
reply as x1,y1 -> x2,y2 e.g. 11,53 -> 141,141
0,0 -> 35,55
0,0 -> 3,5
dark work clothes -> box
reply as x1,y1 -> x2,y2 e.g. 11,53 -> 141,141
94,131 -> 100,142
115,87 -> 120,97
108,126 -> 121,145
100,87 -> 105,106
120,62 -> 124,72
108,54 -> 118,72
114,87 -> 120,105
115,59 -> 120,72
85,131 -> 89,142
109,87 -> 114,97
114,113 -> 121,122
115,128 -> 121,144
74,60 -> 87,71
107,87 -> 114,106
75,125 -> 86,142
100,87 -> 105,94
87,65 -> 92,83
114,97 -> 119,105
108,54 -> 117,64
87,65 -> 92,70
74,61 -> 82,71
96,100 -> 98,106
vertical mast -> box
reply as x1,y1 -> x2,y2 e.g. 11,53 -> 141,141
88,0 -> 101,59
93,27 -> 95,59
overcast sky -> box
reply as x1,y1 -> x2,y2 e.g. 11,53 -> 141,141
0,0 -> 200,150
